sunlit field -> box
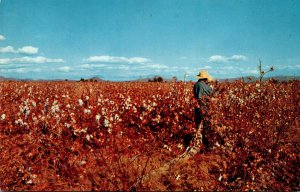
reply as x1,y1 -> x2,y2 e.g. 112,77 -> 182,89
0,80 -> 299,191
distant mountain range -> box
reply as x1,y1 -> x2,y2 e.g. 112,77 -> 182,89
0,76 -> 106,82
133,75 -> 300,82
0,76 -> 20,81
0,75 -> 299,82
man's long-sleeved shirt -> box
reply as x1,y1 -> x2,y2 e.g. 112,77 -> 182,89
193,80 -> 212,99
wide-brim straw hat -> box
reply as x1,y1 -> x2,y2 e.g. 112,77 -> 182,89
196,70 -> 213,81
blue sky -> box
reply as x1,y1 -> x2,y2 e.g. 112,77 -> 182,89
0,0 -> 299,81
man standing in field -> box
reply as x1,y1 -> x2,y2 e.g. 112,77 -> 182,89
193,70 -> 213,150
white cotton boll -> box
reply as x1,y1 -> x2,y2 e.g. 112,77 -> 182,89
78,99 -> 83,106
133,106 -> 137,113
86,134 -> 93,141
85,135 -> 91,141
32,116 -> 38,123
20,105 -> 30,116
1,114 -> 5,120
64,123 -> 71,128
114,114 -> 120,122
53,100 -> 58,106
101,108 -> 106,115
218,175 -> 222,181
80,160 -> 87,165
95,114 -> 101,121
80,128 -> 87,133
177,143 -> 183,150
104,118 -> 110,127
83,108 -> 90,114
163,144 -> 172,151
185,97 -> 190,103
15,119 -> 24,125
31,101 -> 36,108
51,105 -> 60,113
142,103 -> 147,108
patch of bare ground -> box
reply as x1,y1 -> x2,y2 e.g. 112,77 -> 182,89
137,152 -> 222,191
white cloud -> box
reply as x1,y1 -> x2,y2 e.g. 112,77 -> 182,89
249,70 -> 258,74
14,56 -> 64,63
58,66 -> 71,72
0,56 -> 65,64
145,64 -> 169,69
78,63 -> 107,69
128,57 -> 151,63
78,55 -> 171,79
0,46 -> 15,53
78,62 -> 168,71
208,55 -> 228,63
0,35 -> 5,41
230,55 -> 248,62
84,55 -> 151,64
117,65 -> 130,70
203,65 -> 212,69
208,54 -> 248,63
276,64 -> 300,70
239,68 -> 258,74
221,66 -> 234,70
15,68 -> 28,74
0,67 -> 42,74
17,46 -> 39,54
0,45 -> 39,54
0,58 -> 12,64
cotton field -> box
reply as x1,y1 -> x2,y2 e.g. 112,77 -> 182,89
0,80 -> 299,191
